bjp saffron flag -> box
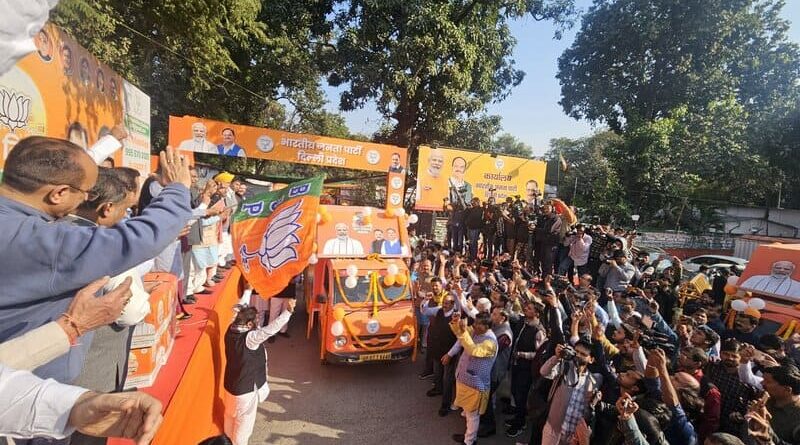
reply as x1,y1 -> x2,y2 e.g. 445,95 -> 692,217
233,175 -> 324,299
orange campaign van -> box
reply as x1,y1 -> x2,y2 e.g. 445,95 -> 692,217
304,205 -> 417,364
728,243 -> 800,339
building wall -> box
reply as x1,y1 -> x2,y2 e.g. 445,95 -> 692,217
720,207 -> 800,238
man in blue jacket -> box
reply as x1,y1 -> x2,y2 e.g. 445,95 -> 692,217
0,137 -> 193,384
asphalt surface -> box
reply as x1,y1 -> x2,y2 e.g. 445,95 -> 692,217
248,307 -> 520,445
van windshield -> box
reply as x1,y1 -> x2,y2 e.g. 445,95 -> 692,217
333,273 -> 408,304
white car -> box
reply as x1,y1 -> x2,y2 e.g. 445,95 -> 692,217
682,255 -> 748,273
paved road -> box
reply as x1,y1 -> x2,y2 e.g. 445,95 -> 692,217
248,307 -> 520,445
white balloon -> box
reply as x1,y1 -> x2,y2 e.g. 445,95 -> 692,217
748,298 -> 766,310
345,276 -> 358,289
346,264 -> 359,277
308,254 -> 318,265
330,320 -> 345,337
316,213 -> 322,223
387,264 -> 399,276
727,275 -> 739,286
408,214 -> 419,224
363,207 -> 373,216
731,299 -> 748,311
395,208 -> 405,217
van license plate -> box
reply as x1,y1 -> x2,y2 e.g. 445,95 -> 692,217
360,352 -> 392,362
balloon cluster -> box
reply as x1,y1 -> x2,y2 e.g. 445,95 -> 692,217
382,263 -> 407,287
723,275 -> 739,296
317,207 -> 332,225
730,297 -> 766,312
345,264 -> 359,289
309,242 -> 319,265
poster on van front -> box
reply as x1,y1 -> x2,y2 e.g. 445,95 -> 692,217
738,243 -> 800,302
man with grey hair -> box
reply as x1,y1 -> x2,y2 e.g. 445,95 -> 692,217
178,122 -> 217,154
322,223 -> 364,256
740,260 -> 800,300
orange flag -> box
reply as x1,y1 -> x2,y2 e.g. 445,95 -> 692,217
233,175 -> 324,299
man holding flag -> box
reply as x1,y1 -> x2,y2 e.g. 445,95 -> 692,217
224,175 -> 325,444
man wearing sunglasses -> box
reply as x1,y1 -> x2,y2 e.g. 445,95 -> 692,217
0,136 -> 193,385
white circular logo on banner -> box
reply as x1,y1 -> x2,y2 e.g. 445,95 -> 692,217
495,158 -> 505,170
390,193 -> 402,205
366,149 -> 380,165
390,177 -> 403,190
256,135 -> 274,153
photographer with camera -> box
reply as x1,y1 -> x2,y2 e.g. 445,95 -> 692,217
464,197 -> 484,260
532,203 -> 562,278
481,198 -> 499,259
558,224 -> 592,283
538,340 -> 598,445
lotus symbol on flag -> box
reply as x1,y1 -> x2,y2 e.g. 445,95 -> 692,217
240,200 -> 303,274
0,89 -> 31,131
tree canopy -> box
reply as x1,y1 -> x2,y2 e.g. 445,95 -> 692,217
556,0 -> 800,226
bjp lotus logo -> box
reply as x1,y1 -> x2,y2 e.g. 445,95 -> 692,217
0,89 -> 31,131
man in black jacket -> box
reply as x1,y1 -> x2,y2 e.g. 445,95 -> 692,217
223,300 -> 295,445
421,294 -> 462,416
505,300 -> 546,437
464,198 -> 484,260
711,268 -> 730,306
532,204 -> 562,277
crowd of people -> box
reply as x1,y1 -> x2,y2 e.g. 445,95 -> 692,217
409,195 -> 800,445
0,133 -> 283,445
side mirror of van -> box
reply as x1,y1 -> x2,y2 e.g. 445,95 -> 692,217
316,294 -> 327,304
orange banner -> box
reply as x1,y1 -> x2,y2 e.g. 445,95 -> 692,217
414,145 -> 547,211
169,115 -> 408,173
233,176 -> 323,299
0,23 -> 151,175
739,243 -> 800,302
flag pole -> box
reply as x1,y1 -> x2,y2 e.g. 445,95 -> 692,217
573,175 -> 578,204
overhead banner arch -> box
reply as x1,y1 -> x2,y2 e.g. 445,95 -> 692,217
168,115 -> 408,174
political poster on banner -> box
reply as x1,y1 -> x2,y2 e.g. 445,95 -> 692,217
738,243 -> 800,302
0,23 -> 151,176
315,205 -> 411,258
414,145 -> 547,211
233,175 -> 324,299
168,115 -> 408,173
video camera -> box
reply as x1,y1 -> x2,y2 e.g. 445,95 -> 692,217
638,331 -> 676,355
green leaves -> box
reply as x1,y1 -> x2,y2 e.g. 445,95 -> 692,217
328,0 -> 576,147
556,0 -> 800,226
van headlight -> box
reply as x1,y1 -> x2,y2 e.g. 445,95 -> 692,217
334,336 -> 347,349
330,321 -> 344,337
399,330 -> 412,344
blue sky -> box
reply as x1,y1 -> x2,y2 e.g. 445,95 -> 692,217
323,1 -> 800,156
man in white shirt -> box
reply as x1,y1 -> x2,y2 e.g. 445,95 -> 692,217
0,363 -> 162,444
322,223 -> 364,256
559,224 -> 592,281
178,122 -> 218,154
0,0 -> 59,76
740,260 -> 800,301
